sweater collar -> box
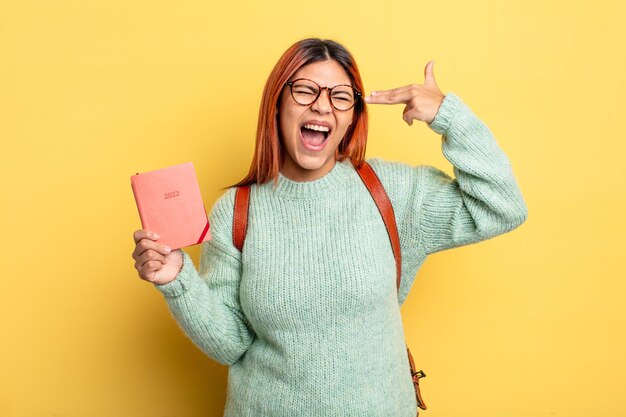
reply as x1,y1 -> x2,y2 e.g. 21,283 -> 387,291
271,159 -> 354,200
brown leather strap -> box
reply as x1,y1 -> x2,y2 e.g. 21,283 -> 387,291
353,161 -> 402,292
407,347 -> 428,410
233,186 -> 250,252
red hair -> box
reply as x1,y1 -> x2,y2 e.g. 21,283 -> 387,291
228,38 -> 368,188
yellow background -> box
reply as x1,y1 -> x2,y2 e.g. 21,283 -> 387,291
2,0 -> 625,416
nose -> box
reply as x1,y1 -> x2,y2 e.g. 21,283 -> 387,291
311,88 -> 333,113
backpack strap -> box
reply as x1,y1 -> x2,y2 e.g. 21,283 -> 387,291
352,161 -> 402,292
233,185 -> 250,252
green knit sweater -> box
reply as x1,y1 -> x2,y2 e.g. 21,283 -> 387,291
155,92 -> 528,417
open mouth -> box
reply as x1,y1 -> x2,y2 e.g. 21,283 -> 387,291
300,123 -> 331,149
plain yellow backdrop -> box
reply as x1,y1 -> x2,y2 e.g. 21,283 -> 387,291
1,0 -> 625,416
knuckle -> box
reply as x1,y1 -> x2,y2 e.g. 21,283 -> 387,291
133,229 -> 147,242
141,262 -> 153,274
148,260 -> 162,269
137,267 -> 147,279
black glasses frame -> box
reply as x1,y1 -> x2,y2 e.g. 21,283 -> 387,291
285,78 -> 362,111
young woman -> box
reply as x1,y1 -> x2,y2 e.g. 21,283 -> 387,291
132,38 -> 527,417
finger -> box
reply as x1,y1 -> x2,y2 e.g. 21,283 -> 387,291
402,105 -> 411,126
402,113 -> 414,126
138,260 -> 163,282
135,255 -> 165,278
364,85 -> 419,105
145,271 -> 157,282
371,84 -> 415,95
135,249 -> 167,268
133,229 -> 160,244
132,238 -> 171,260
424,60 -> 438,88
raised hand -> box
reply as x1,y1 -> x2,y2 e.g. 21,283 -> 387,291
364,60 -> 445,126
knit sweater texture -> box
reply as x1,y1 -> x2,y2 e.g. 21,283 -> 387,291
154,92 -> 528,417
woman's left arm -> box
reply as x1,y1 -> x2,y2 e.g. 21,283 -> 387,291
366,61 -> 528,255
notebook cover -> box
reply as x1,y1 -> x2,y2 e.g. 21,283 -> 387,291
130,162 -> 212,250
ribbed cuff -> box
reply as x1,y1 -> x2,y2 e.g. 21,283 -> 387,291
427,92 -> 462,135
153,250 -> 197,298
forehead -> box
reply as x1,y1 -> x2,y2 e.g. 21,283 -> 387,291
291,60 -> 352,86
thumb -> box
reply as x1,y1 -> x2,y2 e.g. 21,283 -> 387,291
424,60 -> 438,88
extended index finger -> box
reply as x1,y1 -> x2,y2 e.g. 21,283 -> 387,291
364,85 -> 415,105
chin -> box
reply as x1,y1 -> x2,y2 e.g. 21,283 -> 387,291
282,154 -> 334,181
298,154 -> 332,170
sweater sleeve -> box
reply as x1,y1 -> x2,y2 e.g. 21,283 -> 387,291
419,92 -> 528,254
152,187 -> 255,366
369,91 -> 528,257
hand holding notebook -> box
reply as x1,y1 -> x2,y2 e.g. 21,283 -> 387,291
130,162 -> 212,285
131,229 -> 184,285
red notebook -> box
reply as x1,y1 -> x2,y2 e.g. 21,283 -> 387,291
131,162 -> 212,250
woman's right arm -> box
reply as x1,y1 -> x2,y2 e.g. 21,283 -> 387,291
132,188 -> 255,366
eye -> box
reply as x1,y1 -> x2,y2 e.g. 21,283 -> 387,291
331,92 -> 353,102
294,88 -> 317,95
291,81 -> 319,96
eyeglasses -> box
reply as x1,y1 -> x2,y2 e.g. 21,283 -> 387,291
285,78 -> 362,111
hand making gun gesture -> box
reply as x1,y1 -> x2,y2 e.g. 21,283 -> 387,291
364,60 -> 445,126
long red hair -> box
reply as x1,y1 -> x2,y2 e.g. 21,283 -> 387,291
228,38 -> 368,188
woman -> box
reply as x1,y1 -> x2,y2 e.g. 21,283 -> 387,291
132,38 -> 527,417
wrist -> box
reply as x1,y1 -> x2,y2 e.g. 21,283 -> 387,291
427,92 -> 461,135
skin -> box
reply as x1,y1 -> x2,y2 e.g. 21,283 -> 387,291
278,59 -> 355,182
364,60 -> 445,125
132,60 -> 445,286
131,230 -> 181,285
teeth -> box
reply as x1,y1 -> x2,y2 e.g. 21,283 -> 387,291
303,124 -> 330,132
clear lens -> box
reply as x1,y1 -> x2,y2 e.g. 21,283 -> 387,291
290,79 -> 357,111
291,80 -> 319,106
329,86 -> 355,111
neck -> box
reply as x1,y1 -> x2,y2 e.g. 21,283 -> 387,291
279,160 -> 337,182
